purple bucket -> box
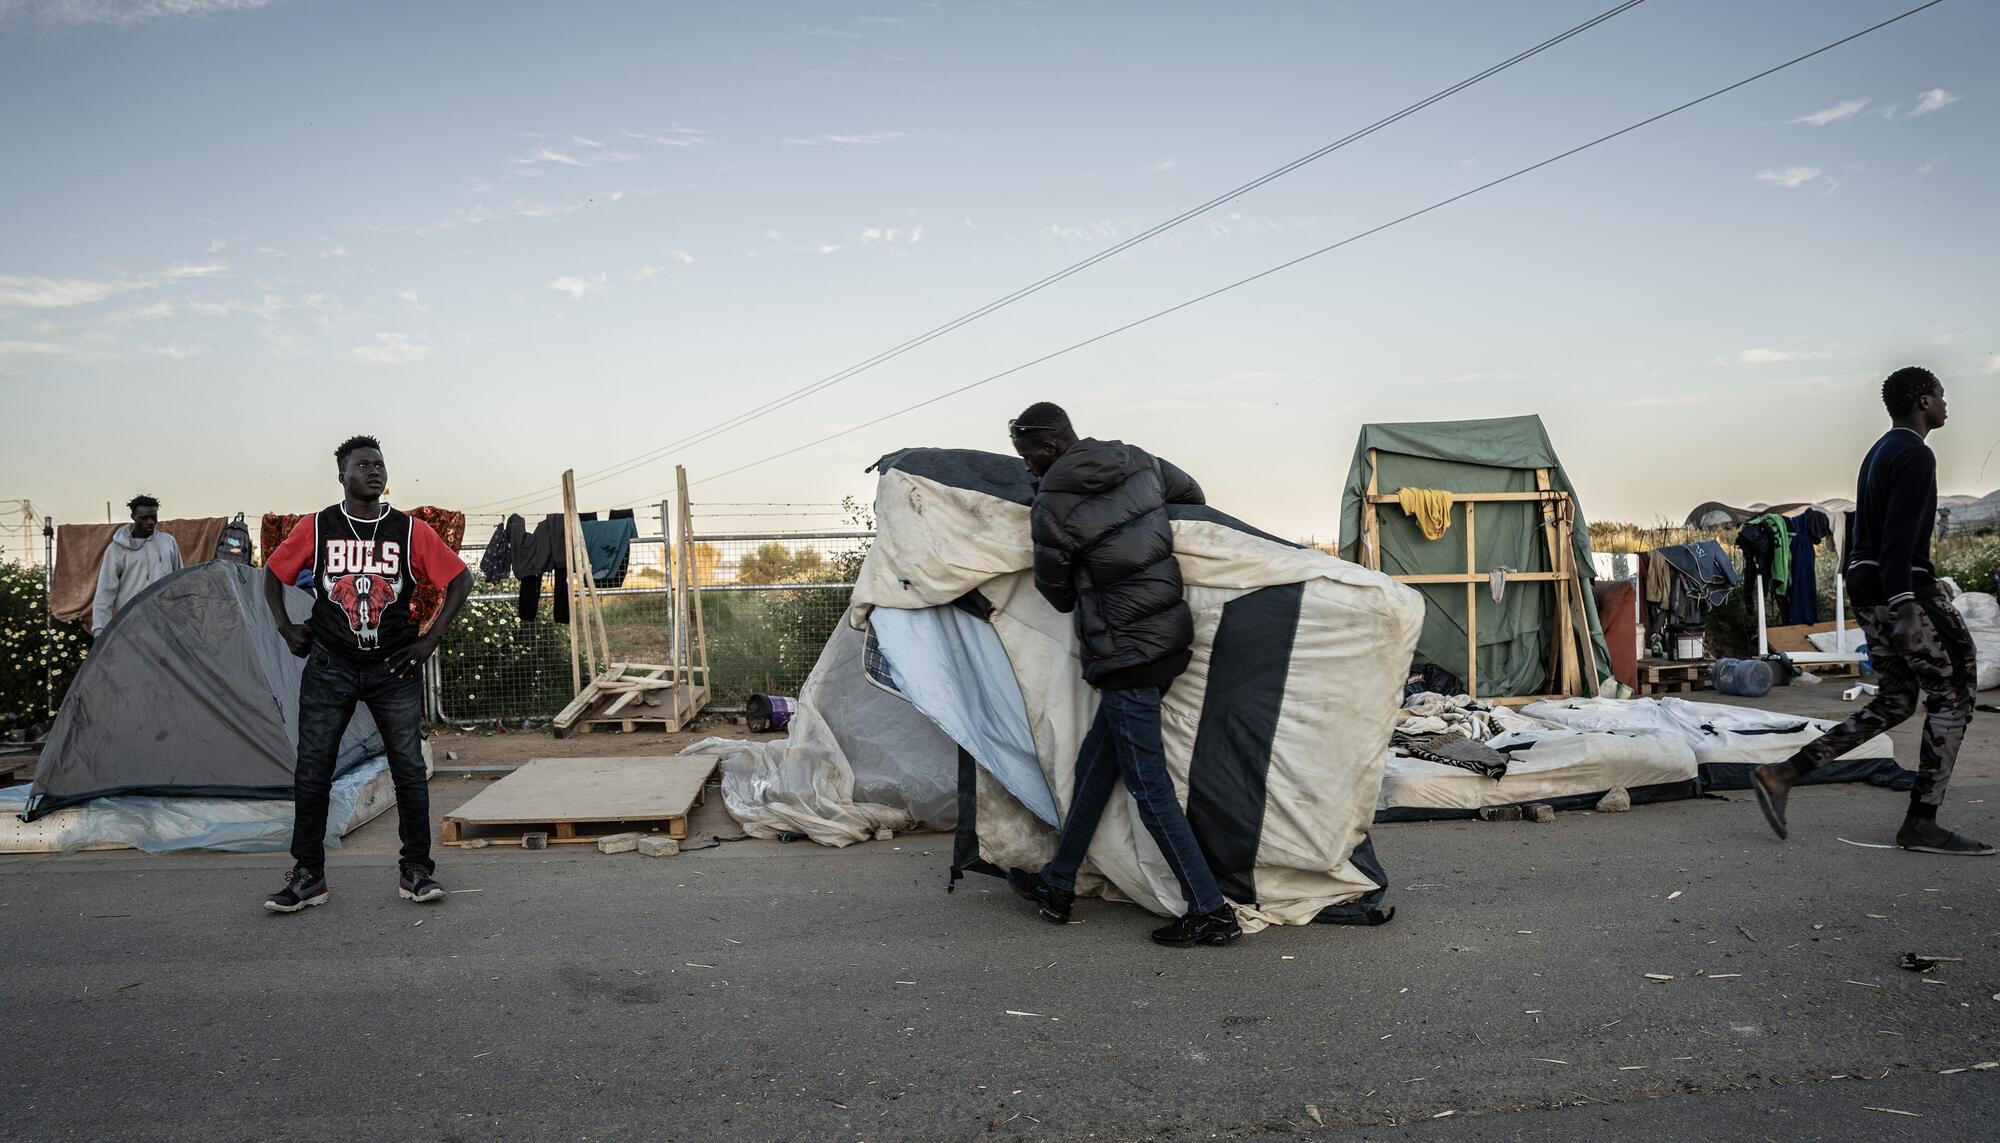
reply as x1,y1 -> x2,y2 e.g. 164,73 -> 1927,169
746,694 -> 795,734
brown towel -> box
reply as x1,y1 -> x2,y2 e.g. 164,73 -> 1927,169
49,518 -> 229,624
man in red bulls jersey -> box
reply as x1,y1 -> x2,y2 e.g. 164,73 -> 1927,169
260,435 -> 472,913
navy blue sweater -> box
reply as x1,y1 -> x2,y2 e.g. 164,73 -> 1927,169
1847,428 -> 1936,605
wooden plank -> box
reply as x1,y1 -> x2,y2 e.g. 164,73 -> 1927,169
598,664 -> 667,721
1366,491 -> 1568,505
562,469 -> 582,696
679,466 -> 711,704
443,755 -> 719,829
1390,572 -> 1565,585
1464,499 -> 1478,702
1364,449 -> 1381,571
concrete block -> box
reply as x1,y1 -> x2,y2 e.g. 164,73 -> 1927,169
521,832 -> 549,850
1524,803 -> 1555,824
1595,787 -> 1632,813
874,828 -> 895,842
637,836 -> 679,857
1477,806 -> 1522,822
461,837 -> 490,849
596,832 -> 644,855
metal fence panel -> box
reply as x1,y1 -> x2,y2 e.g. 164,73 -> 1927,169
429,506 -> 870,724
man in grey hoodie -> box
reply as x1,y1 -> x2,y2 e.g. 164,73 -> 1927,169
92,494 -> 183,635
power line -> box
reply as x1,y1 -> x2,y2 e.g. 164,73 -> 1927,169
466,0 -> 1651,513
674,0 -> 1948,493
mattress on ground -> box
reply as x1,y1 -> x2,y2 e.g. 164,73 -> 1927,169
0,757 -> 395,854
1519,697 -> 1908,790
1376,731 -> 1698,822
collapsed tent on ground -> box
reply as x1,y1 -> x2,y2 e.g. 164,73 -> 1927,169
695,448 -> 1423,930
1338,416 -> 1613,702
24,560 -> 383,820
1374,694 -> 1905,821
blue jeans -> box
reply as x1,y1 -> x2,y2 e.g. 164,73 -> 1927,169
290,647 -> 432,874
1041,687 -> 1226,915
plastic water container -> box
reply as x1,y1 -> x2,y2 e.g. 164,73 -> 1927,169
1712,657 -> 1774,698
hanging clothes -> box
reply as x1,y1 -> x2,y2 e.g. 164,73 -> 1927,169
580,517 -> 639,587
1396,487 -> 1454,541
1782,507 -> 1831,625
479,513 -> 526,583
1745,512 -> 1794,597
513,513 -> 570,624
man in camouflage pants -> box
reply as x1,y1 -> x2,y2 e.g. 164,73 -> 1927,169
1752,367 -> 1988,856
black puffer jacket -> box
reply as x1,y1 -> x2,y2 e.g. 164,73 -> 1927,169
1031,439 -> 1205,688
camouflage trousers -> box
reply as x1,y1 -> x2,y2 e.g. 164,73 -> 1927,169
1790,579 -> 1976,811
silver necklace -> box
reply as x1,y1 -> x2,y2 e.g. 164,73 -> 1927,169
340,502 -> 389,547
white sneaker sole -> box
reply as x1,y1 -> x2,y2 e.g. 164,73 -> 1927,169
264,892 -> 329,913
399,886 -> 447,903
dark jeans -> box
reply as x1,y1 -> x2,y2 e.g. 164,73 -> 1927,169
1041,686 -> 1226,915
291,647 -> 432,874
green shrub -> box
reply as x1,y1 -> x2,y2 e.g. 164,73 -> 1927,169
432,587 -> 574,723
0,561 -> 89,731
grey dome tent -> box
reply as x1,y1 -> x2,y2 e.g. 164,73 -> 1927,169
23,560 -> 381,820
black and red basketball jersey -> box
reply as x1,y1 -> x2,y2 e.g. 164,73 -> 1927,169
266,505 -> 465,662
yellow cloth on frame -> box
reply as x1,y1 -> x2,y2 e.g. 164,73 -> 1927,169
1397,487 -> 1454,542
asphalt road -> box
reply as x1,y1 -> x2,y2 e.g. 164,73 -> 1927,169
3,692 -> 1996,1141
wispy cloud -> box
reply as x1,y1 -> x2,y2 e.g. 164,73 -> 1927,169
421,190 -> 626,234
1149,157 -> 1178,173
1735,347 -> 1831,365
783,131 -> 910,146
0,338 -> 67,359
1910,88 -> 1959,116
631,251 -> 697,280
143,343 -> 209,360
619,125 -> 710,147
342,333 -> 430,366
1754,165 -> 1820,189
548,274 -> 608,299
2,0 -> 269,27
1792,98 -> 1868,126
799,24 -> 862,38
1915,154 -> 1948,176
1983,354 -> 2000,376
858,225 -> 922,245
0,260 -> 227,309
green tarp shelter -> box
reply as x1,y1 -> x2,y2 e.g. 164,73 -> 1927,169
1338,415 -> 1613,699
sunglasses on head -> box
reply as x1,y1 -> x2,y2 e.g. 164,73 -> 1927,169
1008,419 -> 1056,439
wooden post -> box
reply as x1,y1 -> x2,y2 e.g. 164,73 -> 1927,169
1534,470 -> 1576,696
1368,449 -> 1384,567
677,466 -> 710,707
1463,500 -> 1479,700
561,473 -> 582,694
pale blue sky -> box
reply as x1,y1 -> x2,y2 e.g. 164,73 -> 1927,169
2,0 -> 1993,548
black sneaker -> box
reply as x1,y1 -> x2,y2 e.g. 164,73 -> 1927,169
1151,905 -> 1243,948
264,865 -> 329,913
398,863 -> 447,903
1006,867 -> 1074,924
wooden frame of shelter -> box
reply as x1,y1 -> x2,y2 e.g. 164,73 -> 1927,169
552,465 -> 710,735
1360,450 -> 1600,707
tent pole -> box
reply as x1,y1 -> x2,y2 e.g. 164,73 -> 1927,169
1755,575 -> 1768,657
679,466 -> 710,718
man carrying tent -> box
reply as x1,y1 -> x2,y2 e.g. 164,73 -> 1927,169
260,435 -> 474,912
1752,367 -> 1989,856
92,494 -> 182,636
1001,403 -> 1243,947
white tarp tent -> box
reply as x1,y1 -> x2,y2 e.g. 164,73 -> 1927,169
694,448 -> 1423,930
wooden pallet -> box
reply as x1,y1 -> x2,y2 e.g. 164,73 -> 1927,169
442,755 -> 718,847
1636,658 -> 1711,696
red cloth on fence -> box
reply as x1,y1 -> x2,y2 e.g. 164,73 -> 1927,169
261,507 -> 465,633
